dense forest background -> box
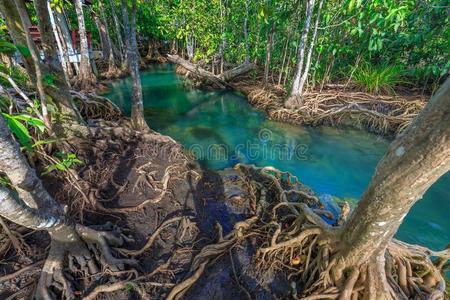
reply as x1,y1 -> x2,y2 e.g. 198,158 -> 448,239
78,0 -> 450,94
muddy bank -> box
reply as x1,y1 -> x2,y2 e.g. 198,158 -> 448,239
0,114 -> 298,299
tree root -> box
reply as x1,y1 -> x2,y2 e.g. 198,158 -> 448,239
35,223 -> 137,300
236,164 -> 448,300
232,79 -> 425,135
174,164 -> 448,300
166,217 -> 258,300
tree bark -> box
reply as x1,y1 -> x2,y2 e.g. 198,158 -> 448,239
106,0 -> 125,66
332,79 -> 450,288
0,116 -> 62,214
14,0 -> 51,129
74,0 -> 97,90
123,0 -> 148,130
99,0 -> 119,75
34,0 -> 86,128
297,0 -> 324,96
286,0 -> 315,106
217,62 -> 255,81
243,0 -> 250,64
263,22 -> 275,86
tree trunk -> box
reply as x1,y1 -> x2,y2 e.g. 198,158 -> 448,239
0,115 -> 135,299
243,0 -> 250,63
217,62 -> 255,81
0,0 -> 35,76
0,115 -> 62,214
286,0 -> 315,107
14,0 -> 51,130
74,0 -> 96,90
297,0 -> 324,96
98,0 -> 119,75
331,79 -> 450,294
263,22 -> 275,86
34,0 -> 85,128
123,0 -> 148,131
44,1 -> 71,84
106,0 -> 126,67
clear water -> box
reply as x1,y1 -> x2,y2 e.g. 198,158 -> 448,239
104,63 -> 449,252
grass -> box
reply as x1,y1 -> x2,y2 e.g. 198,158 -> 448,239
353,63 -> 406,95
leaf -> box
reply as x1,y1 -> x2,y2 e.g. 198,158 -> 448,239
0,40 -> 18,56
13,114 -> 46,133
2,113 -> 32,149
16,44 -> 31,58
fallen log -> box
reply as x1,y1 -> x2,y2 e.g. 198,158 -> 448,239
167,54 -> 228,89
167,54 -> 255,89
217,62 -> 255,81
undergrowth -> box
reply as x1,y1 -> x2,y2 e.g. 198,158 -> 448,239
353,63 -> 406,94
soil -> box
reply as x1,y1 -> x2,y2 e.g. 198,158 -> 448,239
0,117 -> 290,299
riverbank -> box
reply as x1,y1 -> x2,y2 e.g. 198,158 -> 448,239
174,64 -> 427,137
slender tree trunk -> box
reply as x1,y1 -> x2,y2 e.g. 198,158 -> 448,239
278,31 -> 291,85
34,0 -> 86,130
45,1 -> 71,84
297,0 -> 323,95
123,0 -> 148,130
331,79 -> 450,296
107,0 -> 126,66
74,0 -> 96,90
0,0 -> 35,75
14,0 -> 51,129
99,0 -> 119,75
286,0 -> 315,106
243,0 -> 250,63
0,0 -> 84,131
264,22 -> 275,86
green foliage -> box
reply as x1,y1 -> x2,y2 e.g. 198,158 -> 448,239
353,63 -> 406,94
0,174 -> 11,188
1,112 -> 46,151
42,152 -> 83,175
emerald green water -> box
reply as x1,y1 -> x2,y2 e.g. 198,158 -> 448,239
104,63 -> 449,252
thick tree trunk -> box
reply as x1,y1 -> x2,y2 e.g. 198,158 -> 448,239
14,0 -> 51,129
332,79 -> 450,291
74,0 -> 97,90
123,0 -> 148,130
297,0 -> 324,96
34,0 -> 86,128
286,0 -> 315,107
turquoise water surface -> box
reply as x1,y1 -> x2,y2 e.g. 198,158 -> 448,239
104,64 -> 449,252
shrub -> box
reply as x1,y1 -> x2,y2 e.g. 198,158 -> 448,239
353,63 -> 406,94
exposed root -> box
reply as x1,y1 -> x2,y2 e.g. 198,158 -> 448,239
121,216 -> 192,256
35,223 -> 137,300
170,163 -> 448,300
166,217 -> 258,300
232,78 -> 426,135
71,90 -> 122,121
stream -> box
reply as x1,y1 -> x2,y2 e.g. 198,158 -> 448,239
104,63 -> 449,252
